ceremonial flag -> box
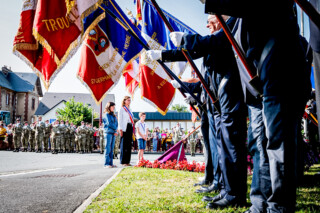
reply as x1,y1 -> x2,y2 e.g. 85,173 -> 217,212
32,0 -> 81,87
157,141 -> 187,164
139,0 -> 198,115
77,1 -> 144,104
13,0 -> 58,88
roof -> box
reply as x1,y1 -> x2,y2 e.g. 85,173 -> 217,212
132,111 -> 192,121
35,92 -> 115,116
0,67 -> 41,94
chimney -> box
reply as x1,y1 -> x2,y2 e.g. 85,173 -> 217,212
2,66 -> 12,77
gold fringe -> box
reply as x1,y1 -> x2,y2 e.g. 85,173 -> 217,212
65,0 -> 75,15
76,73 -> 119,106
80,0 -> 104,22
32,27 -> 81,69
82,13 -> 105,41
13,43 -> 38,51
12,49 -> 50,90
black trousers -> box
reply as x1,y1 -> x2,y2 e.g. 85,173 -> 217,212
120,123 -> 132,164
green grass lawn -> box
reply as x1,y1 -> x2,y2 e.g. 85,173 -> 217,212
85,164 -> 320,213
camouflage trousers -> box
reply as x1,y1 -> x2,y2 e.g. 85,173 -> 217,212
50,135 -> 56,151
21,134 -> 29,149
190,140 -> 196,155
100,136 -> 104,152
79,135 -> 86,152
13,134 -> 21,149
35,133 -> 44,151
29,137 -> 35,150
43,136 -> 49,150
64,137 -> 70,152
70,137 -> 75,152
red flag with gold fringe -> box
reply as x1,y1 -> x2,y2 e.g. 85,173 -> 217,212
32,0 -> 81,88
13,0 -> 58,86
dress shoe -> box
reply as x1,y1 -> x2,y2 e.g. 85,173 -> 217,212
202,193 -> 223,202
193,180 -> 211,187
195,184 -> 219,193
206,198 -> 237,209
243,210 -> 252,213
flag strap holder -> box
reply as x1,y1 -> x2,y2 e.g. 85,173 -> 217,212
100,5 -> 204,118
149,0 -> 221,114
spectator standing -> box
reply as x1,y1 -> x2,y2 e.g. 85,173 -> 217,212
152,129 -> 158,152
136,112 -> 148,162
118,96 -> 135,166
103,102 -> 118,168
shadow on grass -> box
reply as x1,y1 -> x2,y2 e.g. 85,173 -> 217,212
299,173 -> 320,188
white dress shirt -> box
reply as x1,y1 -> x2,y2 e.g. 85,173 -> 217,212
118,106 -> 133,132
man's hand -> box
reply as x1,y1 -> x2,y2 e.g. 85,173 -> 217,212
169,32 -> 185,47
199,0 -> 206,4
145,50 -> 162,61
120,130 -> 123,137
184,94 -> 196,105
170,80 -> 181,89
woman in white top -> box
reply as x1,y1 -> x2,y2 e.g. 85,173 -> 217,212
118,96 -> 134,166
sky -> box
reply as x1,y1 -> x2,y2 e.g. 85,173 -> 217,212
0,0 -> 208,113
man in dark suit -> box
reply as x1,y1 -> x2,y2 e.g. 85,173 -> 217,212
204,0 -> 311,212
145,15 -> 248,209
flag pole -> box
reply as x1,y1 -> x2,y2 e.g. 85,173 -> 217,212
101,6 -> 203,118
149,0 -> 221,114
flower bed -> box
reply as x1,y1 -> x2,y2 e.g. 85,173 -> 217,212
135,159 -> 205,173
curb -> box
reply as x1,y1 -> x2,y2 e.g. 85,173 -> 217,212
73,168 -> 123,213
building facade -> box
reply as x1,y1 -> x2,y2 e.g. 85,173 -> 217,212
0,66 -> 42,124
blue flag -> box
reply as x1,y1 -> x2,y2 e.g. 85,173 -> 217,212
77,0 -> 145,104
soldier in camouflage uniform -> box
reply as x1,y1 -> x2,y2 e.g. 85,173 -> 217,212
21,121 -> 31,152
77,121 -> 87,154
64,121 -> 71,153
87,124 -> 94,153
113,133 -> 120,159
99,124 -> 104,154
173,123 -> 183,144
13,118 -> 23,152
188,126 -> 198,157
50,120 -> 60,154
29,123 -> 36,152
35,117 -> 45,153
58,120 -> 66,153
69,122 -> 76,153
43,120 -> 51,152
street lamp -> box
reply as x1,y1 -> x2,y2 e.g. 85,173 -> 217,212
87,104 -> 93,126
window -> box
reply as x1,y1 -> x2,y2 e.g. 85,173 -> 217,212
32,98 -> 35,110
6,93 -> 9,105
12,94 -> 14,106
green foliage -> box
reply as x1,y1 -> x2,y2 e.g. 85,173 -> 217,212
171,104 -> 188,112
56,97 -> 94,126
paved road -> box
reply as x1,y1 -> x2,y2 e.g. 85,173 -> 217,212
0,151 -> 204,213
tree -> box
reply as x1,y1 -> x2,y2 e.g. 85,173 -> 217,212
171,104 -> 188,112
56,97 -> 95,126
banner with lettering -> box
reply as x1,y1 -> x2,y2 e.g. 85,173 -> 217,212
32,0 -> 81,88
77,1 -> 144,104
13,0 -> 58,88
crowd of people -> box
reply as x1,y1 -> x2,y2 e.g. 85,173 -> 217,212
0,118 -> 119,156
